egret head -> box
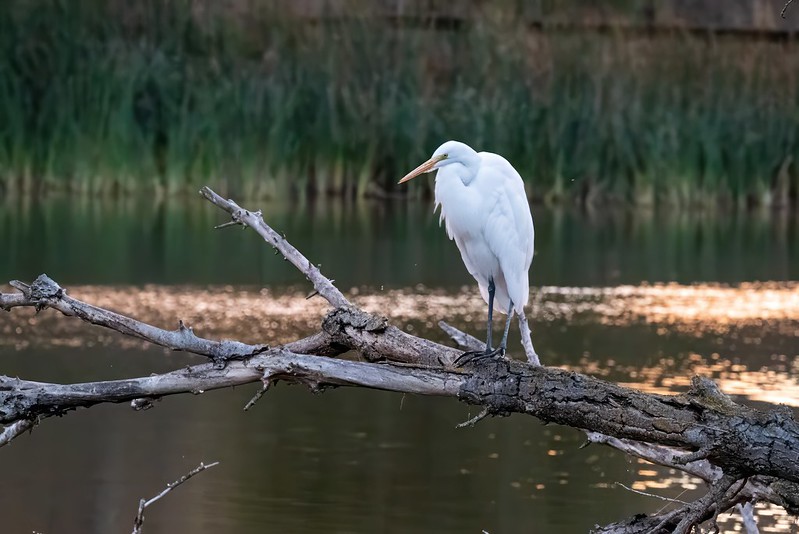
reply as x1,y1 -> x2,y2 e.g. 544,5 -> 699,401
398,140 -> 478,184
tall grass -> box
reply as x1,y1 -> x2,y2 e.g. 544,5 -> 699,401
0,1 -> 797,206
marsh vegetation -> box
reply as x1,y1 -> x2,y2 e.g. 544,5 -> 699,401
2,1 -> 797,205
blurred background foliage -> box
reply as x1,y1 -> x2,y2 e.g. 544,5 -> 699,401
0,0 -> 797,206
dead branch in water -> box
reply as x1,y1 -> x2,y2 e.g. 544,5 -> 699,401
132,461 -> 219,534
783,0 -> 795,19
1,186 -> 797,532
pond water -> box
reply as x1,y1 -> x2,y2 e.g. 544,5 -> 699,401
0,196 -> 798,533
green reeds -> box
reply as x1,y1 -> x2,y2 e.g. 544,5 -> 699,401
0,1 -> 797,206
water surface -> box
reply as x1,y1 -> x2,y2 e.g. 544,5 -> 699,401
2,195 -> 796,287
1,197 -> 797,533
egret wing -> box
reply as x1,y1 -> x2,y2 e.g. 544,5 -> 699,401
481,173 -> 534,312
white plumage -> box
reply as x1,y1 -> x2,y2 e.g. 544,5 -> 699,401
399,140 -> 537,360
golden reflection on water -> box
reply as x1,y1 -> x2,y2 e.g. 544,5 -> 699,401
575,282 -> 799,336
569,350 -> 799,407
3,281 -> 797,405
1,281 -> 796,342
3,281 -> 797,339
2,281 -> 798,532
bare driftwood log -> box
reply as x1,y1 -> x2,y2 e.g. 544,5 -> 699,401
1,186 -> 798,533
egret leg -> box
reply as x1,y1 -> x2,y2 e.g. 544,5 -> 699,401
518,311 -> 540,365
454,300 -> 514,366
497,301 -> 515,355
485,278 -> 495,354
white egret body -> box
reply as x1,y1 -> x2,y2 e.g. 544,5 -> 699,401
399,140 -> 538,360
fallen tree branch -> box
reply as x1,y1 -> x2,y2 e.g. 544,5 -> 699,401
3,326 -> 798,489
132,460 -> 220,534
0,275 -> 267,365
0,350 -> 464,427
1,186 -> 798,531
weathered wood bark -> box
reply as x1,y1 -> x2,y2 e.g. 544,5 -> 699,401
1,186 -> 797,533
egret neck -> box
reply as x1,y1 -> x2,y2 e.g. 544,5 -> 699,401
439,150 -> 480,186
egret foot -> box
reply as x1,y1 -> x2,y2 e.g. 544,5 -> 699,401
453,346 -> 506,367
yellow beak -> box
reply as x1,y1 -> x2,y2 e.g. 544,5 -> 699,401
398,155 -> 446,184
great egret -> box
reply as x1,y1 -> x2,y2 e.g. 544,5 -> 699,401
399,140 -> 539,364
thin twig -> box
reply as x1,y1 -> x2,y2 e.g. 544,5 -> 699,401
456,407 -> 490,428
214,220 -> 242,229
243,380 -> 270,411
0,419 -> 35,448
305,280 -> 332,300
782,0 -> 794,18
614,482 -> 689,505
132,461 -> 220,534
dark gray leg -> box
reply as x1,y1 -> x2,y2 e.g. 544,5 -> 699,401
454,299 -> 514,366
485,278 -> 495,354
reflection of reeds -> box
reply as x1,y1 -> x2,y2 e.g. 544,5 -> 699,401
1,1 -> 798,205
